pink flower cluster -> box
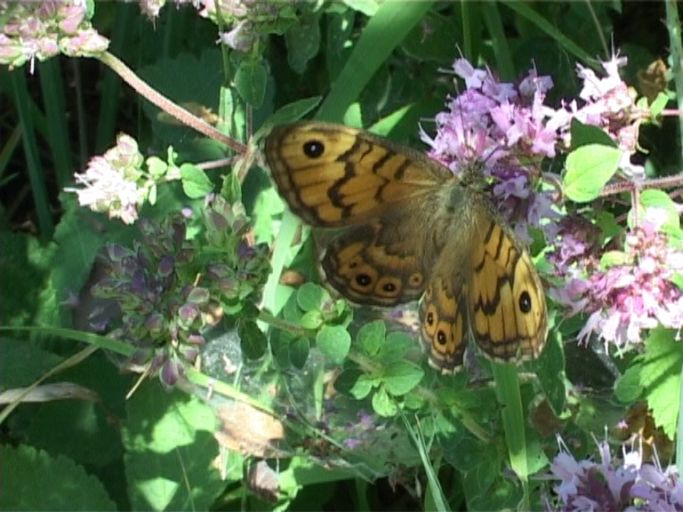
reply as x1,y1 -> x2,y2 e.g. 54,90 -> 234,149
575,215 -> 683,349
425,55 -> 679,350
550,437 -> 683,511
0,1 -> 109,71
66,134 -> 149,225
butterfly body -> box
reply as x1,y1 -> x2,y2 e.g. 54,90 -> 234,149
264,122 -> 547,372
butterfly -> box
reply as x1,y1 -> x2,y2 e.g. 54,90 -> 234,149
263,121 -> 547,372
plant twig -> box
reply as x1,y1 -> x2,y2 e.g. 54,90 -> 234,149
600,174 -> 683,197
97,51 -> 247,154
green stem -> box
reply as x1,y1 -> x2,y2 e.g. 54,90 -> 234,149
665,0 -> 683,161
491,361 -> 529,508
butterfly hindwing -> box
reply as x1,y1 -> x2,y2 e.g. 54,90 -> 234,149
319,203 -> 450,306
468,217 -> 548,361
418,255 -> 469,373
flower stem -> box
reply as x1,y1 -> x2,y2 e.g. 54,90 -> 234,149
97,51 -> 247,154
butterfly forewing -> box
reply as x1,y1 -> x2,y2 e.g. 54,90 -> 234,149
264,122 -> 453,227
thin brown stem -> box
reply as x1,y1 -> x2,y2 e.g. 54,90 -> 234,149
97,51 -> 247,154
600,174 -> 683,197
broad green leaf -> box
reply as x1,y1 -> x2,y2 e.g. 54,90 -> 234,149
123,384 -> 221,511
234,59 -> 267,108
639,328 -> 683,439
0,444 -> 116,511
316,325 -> 351,364
382,361 -> 424,396
614,362 -> 644,403
356,320 -> 386,356
0,337 -> 61,387
671,273 -> 683,291
564,144 -> 621,202
569,119 -> 616,149
596,210 -> 621,241
180,163 -> 213,198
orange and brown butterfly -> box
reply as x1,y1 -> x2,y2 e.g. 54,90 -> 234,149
263,121 -> 547,372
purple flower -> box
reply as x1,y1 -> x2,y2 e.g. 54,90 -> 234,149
550,437 -> 683,511
422,58 -> 561,238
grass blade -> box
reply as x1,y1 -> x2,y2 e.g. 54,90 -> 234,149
317,1 -> 434,122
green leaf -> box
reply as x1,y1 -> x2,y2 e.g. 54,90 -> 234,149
0,337 -> 61,387
234,59 -> 267,108
595,211 -> 621,242
180,163 -> 213,198
289,336 -> 310,369
650,91 -> 669,118
639,328 -> 683,439
532,325 -> 566,414
334,368 -> 362,395
378,331 -> 415,362
297,282 -> 325,312
443,435 -> 493,473
316,325 -> 351,364
564,144 -> 622,202
123,384 -> 222,511
600,250 -> 630,269
614,362 -> 644,403
639,189 -> 681,235
238,320 -> 268,360
0,444 -> 116,511
382,361 -> 424,396
356,320 -> 386,356
285,13 -> 321,74
335,369 -> 376,400
299,310 -> 323,330
255,96 -> 322,139
568,119 -> 616,149
372,386 -> 398,417
671,273 -> 683,291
